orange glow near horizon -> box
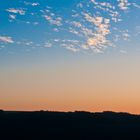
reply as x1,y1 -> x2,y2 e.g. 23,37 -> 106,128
1,55 -> 140,114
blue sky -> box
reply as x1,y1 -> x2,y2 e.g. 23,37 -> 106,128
0,0 -> 140,55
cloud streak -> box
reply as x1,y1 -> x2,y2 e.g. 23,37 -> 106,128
0,36 -> 14,44
6,8 -> 26,15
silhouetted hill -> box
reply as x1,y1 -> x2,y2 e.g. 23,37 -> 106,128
0,110 -> 140,140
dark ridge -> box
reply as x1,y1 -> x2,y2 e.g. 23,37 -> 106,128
1,110 -> 140,140
0,109 -> 4,112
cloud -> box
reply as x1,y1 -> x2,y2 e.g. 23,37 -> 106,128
120,50 -> 127,54
118,0 -> 130,10
6,8 -> 26,15
55,39 -> 81,52
64,0 -> 121,52
64,0 -> 138,53
0,36 -> 14,43
2,0 -> 140,53
42,8 -> 63,26
9,15 -> 16,19
65,46 -> 79,52
132,3 -> 140,9
24,2 -> 40,6
68,12 -> 112,52
9,14 -> 16,21
44,42 -> 52,48
44,15 -> 62,26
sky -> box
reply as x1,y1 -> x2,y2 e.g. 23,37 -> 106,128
1,0 -> 140,114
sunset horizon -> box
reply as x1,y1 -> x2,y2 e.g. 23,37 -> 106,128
1,0 -> 140,115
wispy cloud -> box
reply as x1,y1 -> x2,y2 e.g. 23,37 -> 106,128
44,15 -> 62,26
81,13 -> 111,51
120,49 -> 127,54
8,14 -> 16,22
6,8 -> 26,15
1,0 -> 140,53
24,2 -> 40,7
0,36 -> 14,43
118,0 -> 130,10
44,42 -> 52,48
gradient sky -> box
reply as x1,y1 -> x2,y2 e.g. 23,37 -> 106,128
1,0 -> 140,114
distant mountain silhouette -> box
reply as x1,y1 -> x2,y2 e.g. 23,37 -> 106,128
0,110 -> 140,140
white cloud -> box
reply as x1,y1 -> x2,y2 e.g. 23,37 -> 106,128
65,46 -> 79,52
44,15 -> 62,26
120,50 -> 127,54
2,0 -> 140,53
9,14 -> 16,20
25,41 -> 33,46
118,0 -> 130,10
56,39 -> 81,52
0,45 -> 5,49
72,21 -> 82,28
0,36 -> 14,43
6,8 -> 25,15
78,12 -> 111,52
122,32 -> 130,41
42,8 -> 63,27
24,2 -> 40,6
44,42 -> 52,48
65,0 -> 139,53
32,3 -> 39,6
132,3 -> 140,9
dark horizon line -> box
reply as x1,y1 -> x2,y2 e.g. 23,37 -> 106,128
1,109 -> 140,116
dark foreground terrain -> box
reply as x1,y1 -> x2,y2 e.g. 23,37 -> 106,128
1,110 -> 140,140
